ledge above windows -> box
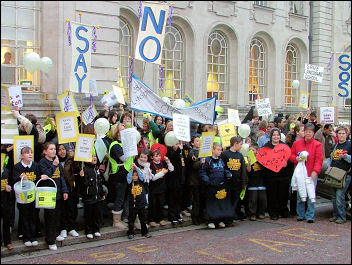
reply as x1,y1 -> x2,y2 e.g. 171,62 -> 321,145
251,3 -> 276,25
288,12 -> 308,32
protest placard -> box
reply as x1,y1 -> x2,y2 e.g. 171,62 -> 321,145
228,108 -> 241,126
56,112 -> 79,144
336,53 -> 351,98
13,135 -> 34,164
219,123 -> 236,147
82,105 -> 98,125
304,64 -> 324,83
255,98 -> 272,116
57,91 -> 80,117
85,79 -> 98,97
256,143 -> 291,173
8,85 -> 23,108
298,91 -> 309,109
318,106 -> 337,124
120,128 -> 138,158
199,132 -> 215,158
1,85 -> 11,111
173,113 -> 190,142
74,134 -> 95,162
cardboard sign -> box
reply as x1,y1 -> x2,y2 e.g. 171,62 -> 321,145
55,112 -> 79,144
101,90 -> 118,107
57,92 -> 80,117
255,98 -> 272,116
228,108 -> 241,126
120,128 -> 138,158
256,143 -> 291,173
199,132 -> 215,158
318,106 -> 337,124
304,64 -> 324,83
219,123 -> 236,147
74,134 -> 95,162
247,149 -> 257,165
113,85 -> 125,105
298,91 -> 309,109
9,85 -> 23,108
85,79 -> 98,97
82,105 -> 98,125
13,135 -> 34,164
1,85 -> 11,111
173,113 -> 190,142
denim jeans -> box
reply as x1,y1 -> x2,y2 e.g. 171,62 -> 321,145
297,177 -> 317,221
113,182 -> 127,212
332,175 -> 351,222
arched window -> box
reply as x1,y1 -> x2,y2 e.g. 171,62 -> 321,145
249,38 -> 266,105
159,25 -> 184,100
284,43 -> 299,106
117,18 -> 132,100
207,31 -> 228,103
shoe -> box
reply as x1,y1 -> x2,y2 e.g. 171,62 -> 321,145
31,241 -> 38,247
77,202 -> 84,209
128,234 -> 134,240
329,217 -> 337,222
297,218 -> 304,221
182,210 -> 191,217
250,216 -> 257,221
172,220 -> 178,226
86,234 -> 93,239
335,219 -> 346,224
280,212 -> 290,218
18,234 -> 23,240
149,222 -> 159,227
258,215 -> 265,219
159,220 -> 167,226
56,235 -> 65,242
218,222 -> 226,228
307,220 -> 315,223
270,215 -> 279,220
144,233 -> 152,238
24,241 -> 32,247
177,218 -> 184,224
208,223 -> 215,229
6,243 -> 14,250
49,244 -> 57,251
94,232 -> 101,237
69,230 -> 79,237
60,230 -> 67,238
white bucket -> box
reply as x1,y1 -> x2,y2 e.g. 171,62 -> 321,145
14,176 -> 36,204
35,177 -> 57,209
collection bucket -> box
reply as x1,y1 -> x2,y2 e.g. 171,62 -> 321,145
14,176 -> 36,204
35,177 -> 57,209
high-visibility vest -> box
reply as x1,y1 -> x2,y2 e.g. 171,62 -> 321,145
148,131 -> 159,148
108,141 -> 134,173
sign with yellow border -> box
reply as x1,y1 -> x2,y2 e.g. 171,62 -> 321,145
13,135 -> 34,164
74,134 -> 95,162
219,123 -> 236,147
199,132 -> 215,158
56,112 -> 79,144
57,92 -> 80,117
82,105 -> 98,125
1,85 -> 11,111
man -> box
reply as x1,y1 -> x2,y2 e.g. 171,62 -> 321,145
1,52 -> 15,84
257,122 -> 275,148
314,124 -> 335,173
247,115 -> 260,144
302,111 -> 320,133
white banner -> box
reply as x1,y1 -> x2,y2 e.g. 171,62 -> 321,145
70,22 -> 93,93
304,64 -> 324,83
135,2 -> 168,65
336,53 -> 351,99
9,85 -> 23,108
255,98 -> 272,116
228,108 -> 241,126
319,107 -> 335,124
173,113 -> 190,142
131,75 -> 216,124
120,128 -> 138,158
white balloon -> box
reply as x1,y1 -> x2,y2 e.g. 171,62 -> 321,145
94,118 -> 110,137
291,80 -> 300,89
164,131 -> 179,147
24,52 -> 41,72
240,143 -> 250,157
40,57 -> 53,73
173,99 -> 186,109
162,97 -> 171,105
280,133 -> 286,143
238,124 -> 251,138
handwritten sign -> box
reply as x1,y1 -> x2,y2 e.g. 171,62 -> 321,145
9,85 -> 23,108
100,86 -> 125,107
57,92 -> 80,117
256,143 -> 291,173
120,128 -> 138,158
113,85 -> 125,105
13,135 -> 34,164
219,123 -> 236,147
1,85 -> 11,111
74,134 -> 95,162
173,113 -> 190,142
55,112 -> 79,144
255,98 -> 272,116
318,106 -> 337,124
228,108 -> 241,126
298,91 -> 309,109
199,132 -> 215,158
82,105 -> 98,125
304,64 -> 324,83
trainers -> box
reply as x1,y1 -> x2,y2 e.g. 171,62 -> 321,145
69,230 -> 79,237
31,241 -> 38,247
177,218 -> 184,224
329,217 -> 337,222
159,220 -> 167,226
218,222 -> 226,228
258,215 -> 265,219
208,223 -> 216,229
172,220 -> 178,226
49,244 -> 57,251
24,241 -> 32,247
250,216 -> 257,221
56,235 -> 65,242
94,232 -> 101,237
307,219 -> 315,223
60,230 -> 67,238
149,222 -> 158,227
6,243 -> 14,250
144,233 -> 152,238
128,234 -> 134,239
18,234 -> 23,240
86,234 -> 93,239
335,219 -> 346,224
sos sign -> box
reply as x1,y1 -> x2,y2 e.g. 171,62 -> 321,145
337,54 -> 351,98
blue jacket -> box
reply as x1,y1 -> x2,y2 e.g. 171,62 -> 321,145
199,156 -> 232,186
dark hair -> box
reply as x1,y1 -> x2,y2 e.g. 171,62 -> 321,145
108,111 -> 117,121
154,115 -> 164,124
191,135 -> 200,144
230,136 -> 242,146
20,146 -> 32,154
43,141 -> 55,151
336,126 -> 348,134
150,149 -> 161,157
250,143 -> 259,150
120,112 -> 132,124
310,112 -> 317,117
323,124 -> 333,130
139,148 -> 149,158
269,128 -> 281,142
304,123 -> 315,132
83,124 -> 95,135
25,113 -> 37,125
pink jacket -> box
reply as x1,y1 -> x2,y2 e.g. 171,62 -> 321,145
290,138 -> 324,177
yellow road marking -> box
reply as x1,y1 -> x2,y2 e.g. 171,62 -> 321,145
248,238 -> 305,253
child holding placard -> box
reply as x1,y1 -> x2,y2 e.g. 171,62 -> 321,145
245,144 -> 266,221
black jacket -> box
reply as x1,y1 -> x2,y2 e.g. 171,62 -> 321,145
81,163 -> 106,203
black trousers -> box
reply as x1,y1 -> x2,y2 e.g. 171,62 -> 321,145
190,185 -> 205,222
44,198 -> 63,245
1,193 -> 12,246
148,193 -> 165,223
61,191 -> 79,232
128,207 -> 148,236
247,190 -> 267,217
167,188 -> 182,221
17,202 -> 37,242
84,201 -> 101,235
265,177 -> 290,217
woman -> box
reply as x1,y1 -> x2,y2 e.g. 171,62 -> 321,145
260,128 -> 291,220
329,126 -> 351,224
154,116 -> 165,134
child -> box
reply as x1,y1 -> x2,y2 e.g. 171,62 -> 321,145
79,155 -> 106,239
126,164 -> 151,239
148,149 -> 174,227
221,136 -> 248,221
13,147 -> 42,247
38,142 -> 68,251
245,143 -> 266,221
1,161 -> 13,250
199,142 -> 233,229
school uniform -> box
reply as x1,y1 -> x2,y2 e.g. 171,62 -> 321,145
1,167 -> 12,247
247,162 -> 267,218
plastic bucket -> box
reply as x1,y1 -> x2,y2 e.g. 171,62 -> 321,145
14,177 -> 36,204
35,178 -> 57,209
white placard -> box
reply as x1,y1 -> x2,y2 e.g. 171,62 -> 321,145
9,85 -> 23,108
319,107 -> 335,124
82,105 -> 98,125
74,134 -> 95,162
94,136 -> 107,163
56,112 -> 79,144
85,79 -> 98,97
120,128 -> 138,158
101,90 -> 118,107
172,113 -> 190,142
113,85 -> 125,105
199,132 -> 215,158
255,98 -> 272,116
13,136 -> 34,164
228,108 -> 241,126
304,64 -> 324,83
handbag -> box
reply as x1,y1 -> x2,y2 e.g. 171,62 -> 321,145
324,166 -> 347,189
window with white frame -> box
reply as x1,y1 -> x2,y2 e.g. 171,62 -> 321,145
1,1 -> 41,92
207,31 -> 228,103
289,1 -> 303,15
254,1 -> 268,7
159,25 -> 184,100
284,43 -> 299,106
249,38 -> 266,105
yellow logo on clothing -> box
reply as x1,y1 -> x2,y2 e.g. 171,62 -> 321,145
131,184 -> 143,198
1,179 -> 8,191
253,162 -> 262,172
52,167 -> 60,179
23,172 -> 36,181
227,158 -> 241,171
215,189 -> 227,200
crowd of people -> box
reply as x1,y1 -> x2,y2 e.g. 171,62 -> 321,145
1,103 -> 351,252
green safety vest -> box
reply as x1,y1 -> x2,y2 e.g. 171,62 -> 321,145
148,131 -> 159,148
108,141 -> 134,173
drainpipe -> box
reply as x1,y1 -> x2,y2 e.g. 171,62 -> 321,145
308,1 -> 313,108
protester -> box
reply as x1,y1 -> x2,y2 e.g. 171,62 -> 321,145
1,163 -> 13,250
314,124 -> 335,173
